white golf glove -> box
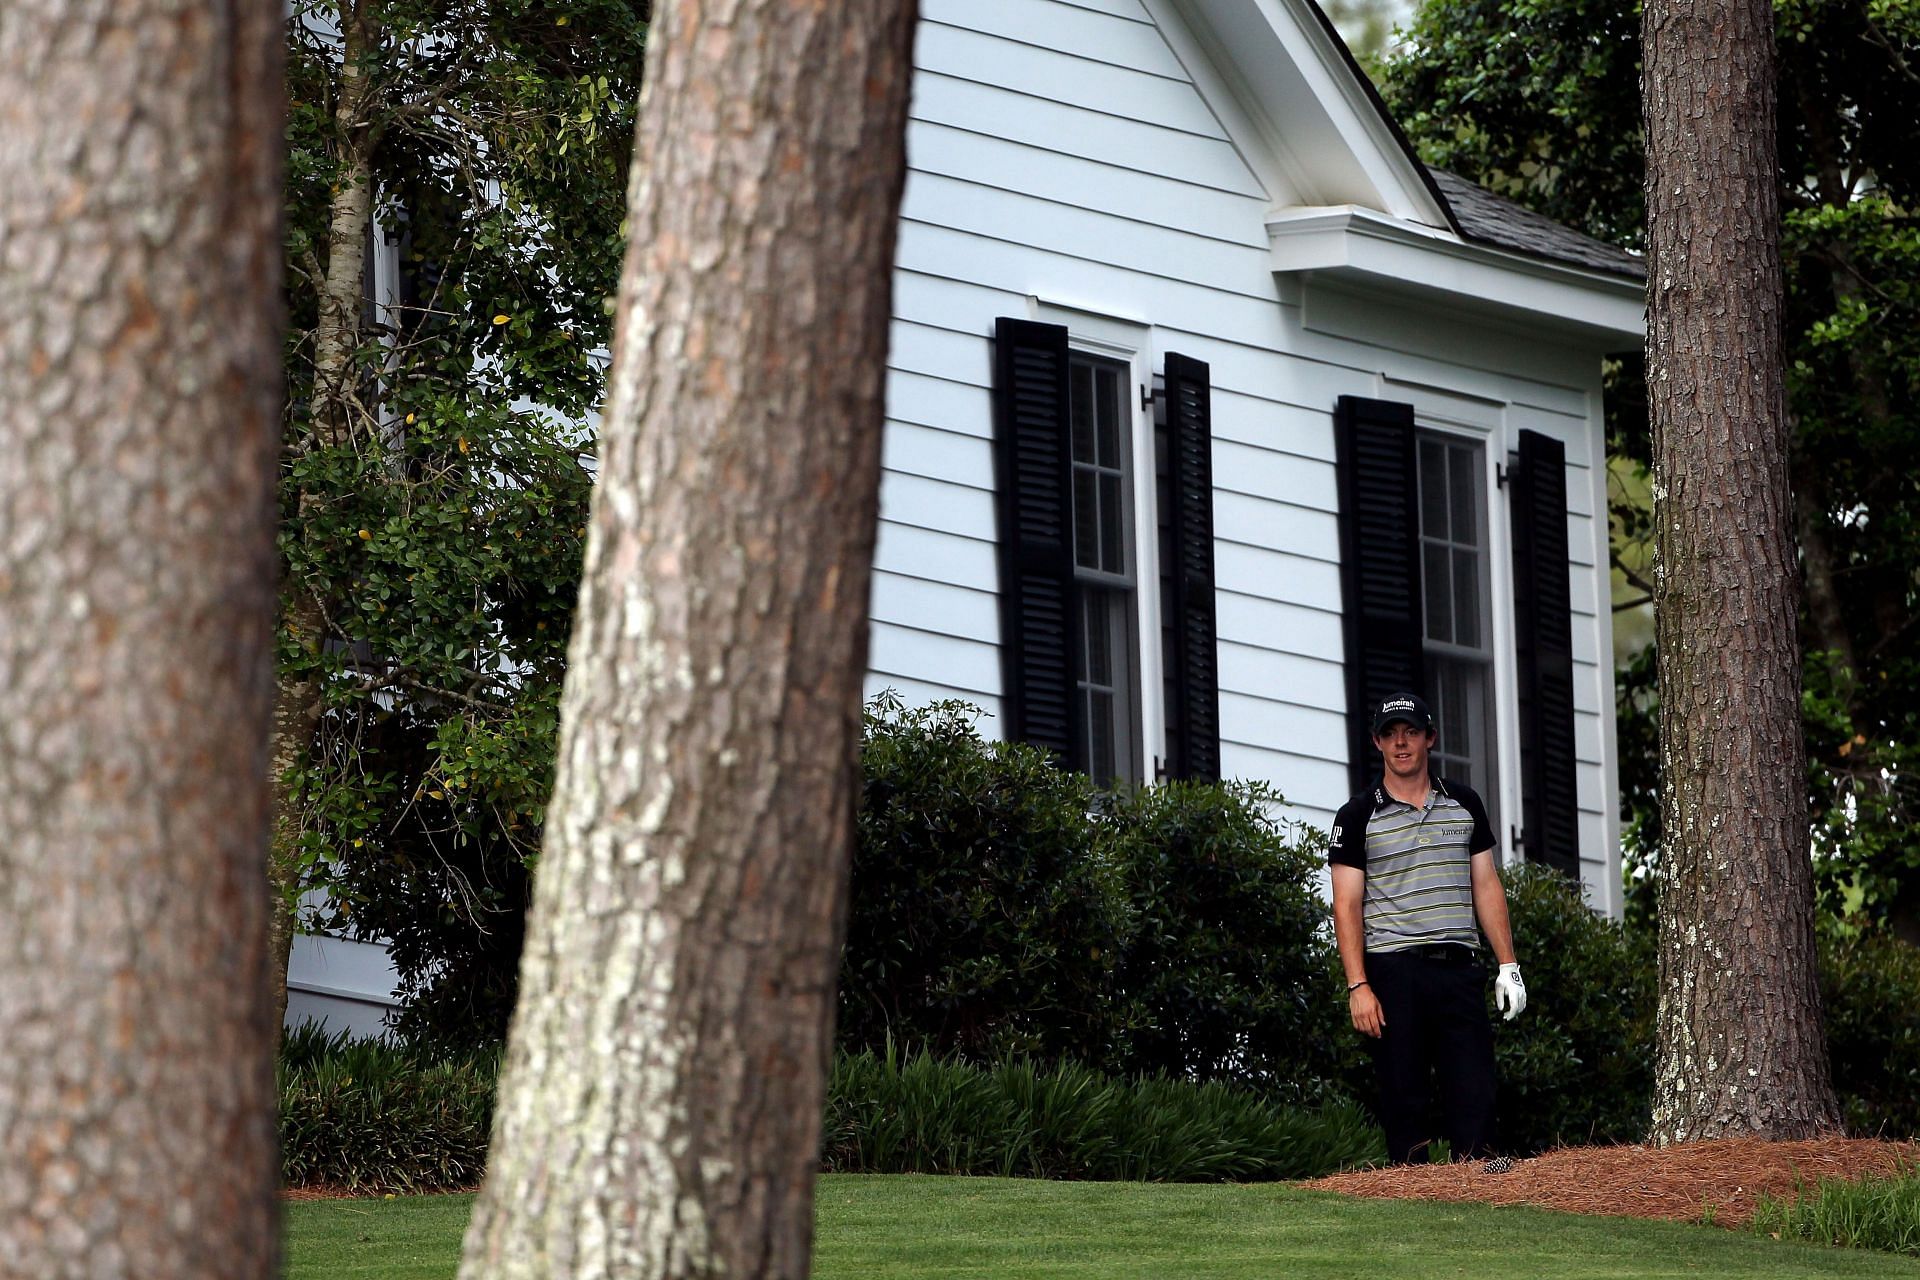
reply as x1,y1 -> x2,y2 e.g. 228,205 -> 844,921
1495,962 -> 1527,1020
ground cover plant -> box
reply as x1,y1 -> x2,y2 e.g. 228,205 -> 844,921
284,1176 -> 1920,1279
1753,1163 -> 1920,1257
821,1046 -> 1383,1181
281,1029 -> 1380,1192
279,1024 -> 497,1194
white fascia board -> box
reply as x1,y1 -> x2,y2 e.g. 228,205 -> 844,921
1267,205 -> 1646,346
1164,0 -> 1448,225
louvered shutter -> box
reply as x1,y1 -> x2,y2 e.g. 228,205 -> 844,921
991,318 -> 1078,762
1162,352 -> 1220,782
1334,396 -> 1426,793
1509,430 -> 1581,876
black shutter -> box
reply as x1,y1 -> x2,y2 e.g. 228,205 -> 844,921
1509,429 -> 1581,876
1162,352 -> 1220,782
1333,395 -> 1426,793
991,318 -> 1078,762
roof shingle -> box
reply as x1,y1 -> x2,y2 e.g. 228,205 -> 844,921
1428,169 -> 1646,281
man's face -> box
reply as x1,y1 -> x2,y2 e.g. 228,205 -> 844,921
1373,721 -> 1436,782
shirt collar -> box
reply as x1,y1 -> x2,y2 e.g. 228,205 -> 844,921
1372,775 -> 1448,811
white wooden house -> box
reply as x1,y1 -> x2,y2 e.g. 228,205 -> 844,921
289,0 -> 1644,1032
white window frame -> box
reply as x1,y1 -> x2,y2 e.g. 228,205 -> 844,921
1030,297 -> 1165,787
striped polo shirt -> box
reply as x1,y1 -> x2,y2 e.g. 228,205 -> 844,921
1327,778 -> 1496,953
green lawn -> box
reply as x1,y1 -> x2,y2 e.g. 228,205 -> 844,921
285,1175 -> 1920,1279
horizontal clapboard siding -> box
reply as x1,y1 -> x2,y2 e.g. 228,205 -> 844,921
874,0 -> 1619,909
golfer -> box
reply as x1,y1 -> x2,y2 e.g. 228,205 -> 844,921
1328,692 -> 1526,1166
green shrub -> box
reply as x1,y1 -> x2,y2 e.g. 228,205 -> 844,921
279,1023 -> 497,1193
1752,1164 -> 1920,1256
1821,929 -> 1920,1139
1490,864 -> 1656,1153
1104,779 -> 1340,1094
820,1044 -> 1384,1181
842,696 -> 1126,1067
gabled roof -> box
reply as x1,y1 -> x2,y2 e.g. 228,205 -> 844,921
1162,0 -> 1645,342
1428,170 -> 1645,281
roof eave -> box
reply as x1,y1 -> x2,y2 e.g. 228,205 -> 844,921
1267,206 -> 1647,347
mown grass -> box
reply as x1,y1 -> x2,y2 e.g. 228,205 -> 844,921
1753,1164 -> 1920,1257
286,1175 -> 1920,1279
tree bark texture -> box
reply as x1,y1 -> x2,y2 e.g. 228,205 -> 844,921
456,1 -> 918,1276
0,3 -> 285,1276
1642,0 -> 1842,1142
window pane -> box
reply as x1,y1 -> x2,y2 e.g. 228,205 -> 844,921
1083,592 -> 1112,684
1074,469 -> 1099,570
1420,439 -> 1448,539
1449,444 -> 1478,547
1096,366 -> 1122,469
1087,689 -> 1116,784
1071,363 -> 1095,464
1100,473 -> 1125,573
1454,547 -> 1481,648
1424,542 -> 1452,643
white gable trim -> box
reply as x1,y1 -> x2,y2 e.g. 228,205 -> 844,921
1145,0 -> 1450,224
1267,205 -> 1646,345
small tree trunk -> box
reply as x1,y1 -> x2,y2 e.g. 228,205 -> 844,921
270,3 -> 381,1034
0,1 -> 285,1275
456,0 -> 919,1275
267,591 -> 330,1033
1642,0 -> 1842,1142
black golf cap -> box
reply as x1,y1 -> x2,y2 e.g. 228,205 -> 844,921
1371,692 -> 1432,736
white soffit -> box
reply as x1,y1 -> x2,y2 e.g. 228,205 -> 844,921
1268,205 -> 1647,346
1154,0 -> 1449,225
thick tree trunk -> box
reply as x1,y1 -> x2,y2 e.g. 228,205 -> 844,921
1642,0 -> 1842,1142
0,2 -> 285,1275
456,0 -> 918,1276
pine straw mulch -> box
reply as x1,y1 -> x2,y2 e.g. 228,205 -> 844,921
1301,1138 -> 1919,1228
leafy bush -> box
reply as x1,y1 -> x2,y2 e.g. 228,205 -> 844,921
1821,929 -> 1920,1139
841,696 -> 1125,1067
1103,779 -> 1340,1094
842,696 -> 1340,1093
1490,864 -> 1657,1153
1752,1164 -> 1920,1256
820,1045 -> 1384,1181
279,1023 -> 497,1193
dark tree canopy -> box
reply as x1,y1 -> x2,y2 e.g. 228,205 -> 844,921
1383,0 -> 1920,935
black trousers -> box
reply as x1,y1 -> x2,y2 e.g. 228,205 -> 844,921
1365,946 -> 1496,1164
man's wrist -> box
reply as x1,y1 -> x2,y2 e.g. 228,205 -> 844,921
1347,978 -> 1369,993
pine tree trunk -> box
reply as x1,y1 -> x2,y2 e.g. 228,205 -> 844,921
456,0 -> 918,1276
1642,0 -> 1842,1142
0,2 -> 285,1275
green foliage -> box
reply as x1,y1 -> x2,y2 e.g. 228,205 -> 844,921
1753,1164 -> 1920,1257
1103,780 -> 1342,1094
842,696 -> 1338,1091
1491,865 -> 1657,1153
843,695 -> 1123,1067
1820,929 -> 1920,1139
279,1022 -> 498,1193
280,2 -> 647,1044
277,1027 -> 1379,1194
821,1045 -> 1385,1181
1384,0 -> 1920,932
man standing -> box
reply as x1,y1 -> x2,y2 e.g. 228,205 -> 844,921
1329,692 -> 1527,1165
